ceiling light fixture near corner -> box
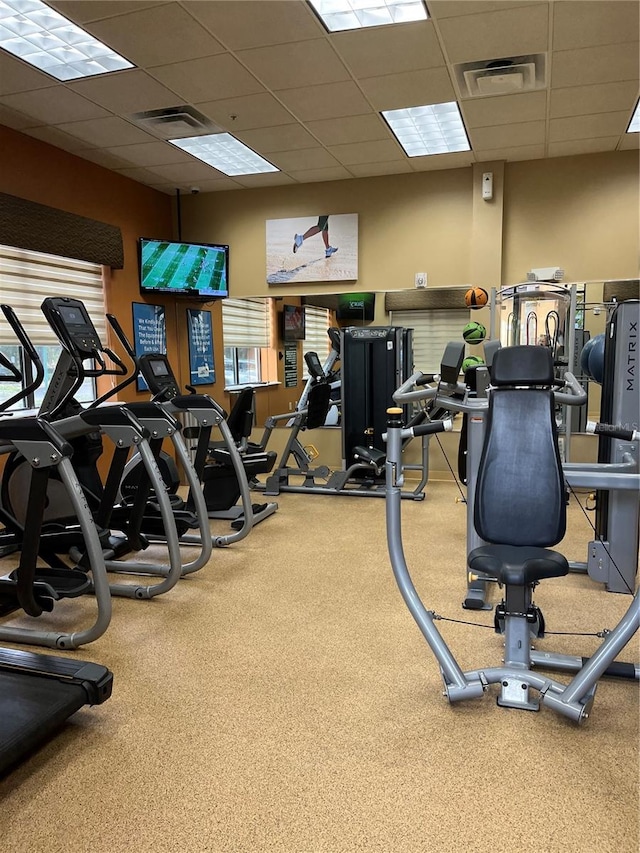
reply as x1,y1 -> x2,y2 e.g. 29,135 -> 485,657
308,0 -> 428,32
627,100 -> 640,133
0,0 -> 133,80
169,134 -> 279,177
382,102 -> 471,157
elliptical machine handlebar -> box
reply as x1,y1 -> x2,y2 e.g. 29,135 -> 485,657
0,304 -> 46,412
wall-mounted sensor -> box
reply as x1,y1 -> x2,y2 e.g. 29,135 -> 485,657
482,171 -> 493,200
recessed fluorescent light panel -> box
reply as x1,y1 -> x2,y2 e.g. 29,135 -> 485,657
382,102 -> 471,156
627,100 -> 639,133
169,134 -> 279,177
0,0 -> 134,80
309,0 -> 428,32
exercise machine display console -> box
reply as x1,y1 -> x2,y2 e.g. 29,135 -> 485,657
138,353 -> 181,400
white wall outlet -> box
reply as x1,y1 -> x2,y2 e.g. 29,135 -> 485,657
415,272 -> 427,288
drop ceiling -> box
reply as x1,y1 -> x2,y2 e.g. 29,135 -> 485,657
0,0 -> 638,194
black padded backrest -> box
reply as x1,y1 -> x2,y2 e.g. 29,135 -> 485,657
226,387 -> 255,443
305,382 -> 332,430
474,349 -> 566,547
491,344 -> 554,386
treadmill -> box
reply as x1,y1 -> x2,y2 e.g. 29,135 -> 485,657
0,307 -> 113,775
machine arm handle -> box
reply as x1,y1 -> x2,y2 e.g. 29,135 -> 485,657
587,421 -> 639,442
553,371 -> 587,406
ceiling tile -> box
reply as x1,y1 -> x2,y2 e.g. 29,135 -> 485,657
475,143 -> 545,161
409,151 -> 475,170
22,125 -> 89,151
147,161 -> 227,182
359,68 -> 456,111
0,87 -> 110,126
429,1 -> 543,18
232,172 -> 298,188
348,161 -> 412,177
235,124 -> 318,153
101,141 -> 192,167
306,114 -> 388,146
54,116 -> 154,147
184,0 -> 323,49
238,40 -> 350,90
287,166 -> 354,182
49,1 -> 167,22
553,1 -> 639,51
469,120 -> 546,149
552,43 -> 640,89
150,55 -> 265,103
550,82 -> 639,120
331,21 -> 445,78
548,138 -> 621,158
269,148 -> 341,171
462,91 -> 547,128
0,104 -> 40,130
181,177 -> 245,192
618,133 -> 639,150
549,112 -> 631,143
437,4 -> 549,64
0,54 -> 53,97
69,70 -> 181,115
113,166 -> 165,184
328,139 -> 403,165
85,4 -> 225,68
276,81 -> 372,122
75,148 -> 133,169
195,93 -> 295,131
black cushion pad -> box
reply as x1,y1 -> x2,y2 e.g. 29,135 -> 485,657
468,544 -> 569,586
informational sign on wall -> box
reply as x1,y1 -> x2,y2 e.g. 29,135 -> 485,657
187,308 -> 215,386
284,342 -> 298,388
132,302 -> 166,392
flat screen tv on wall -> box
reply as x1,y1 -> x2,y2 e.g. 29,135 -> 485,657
139,238 -> 229,299
282,304 -> 305,340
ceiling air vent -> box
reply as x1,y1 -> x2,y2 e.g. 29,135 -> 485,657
454,54 -> 547,99
129,106 -> 222,140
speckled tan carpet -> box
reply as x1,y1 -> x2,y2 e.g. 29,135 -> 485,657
0,482 -> 638,853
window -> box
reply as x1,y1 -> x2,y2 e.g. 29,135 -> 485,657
390,309 -> 465,374
0,244 -> 104,409
302,304 -> 331,380
222,298 -> 270,387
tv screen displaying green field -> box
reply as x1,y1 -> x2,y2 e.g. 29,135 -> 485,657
140,238 -> 228,298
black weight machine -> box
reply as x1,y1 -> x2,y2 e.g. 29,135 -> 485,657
258,326 -> 430,499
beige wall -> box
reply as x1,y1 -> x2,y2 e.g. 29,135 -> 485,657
2,124 -> 638,474
503,151 -> 639,283
179,167 -> 474,298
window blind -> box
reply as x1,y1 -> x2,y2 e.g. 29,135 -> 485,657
390,309 -> 464,374
0,244 -> 105,345
303,305 -> 331,376
222,298 -> 270,349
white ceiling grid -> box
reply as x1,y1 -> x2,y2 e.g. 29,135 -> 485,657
0,0 -> 636,193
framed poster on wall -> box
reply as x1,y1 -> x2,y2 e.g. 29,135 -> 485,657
266,213 -> 358,285
132,302 -> 166,392
187,308 -> 215,386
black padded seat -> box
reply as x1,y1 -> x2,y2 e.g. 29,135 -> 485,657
468,544 -> 569,586
352,445 -> 386,468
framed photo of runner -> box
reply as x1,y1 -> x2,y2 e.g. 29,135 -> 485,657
266,213 -> 358,285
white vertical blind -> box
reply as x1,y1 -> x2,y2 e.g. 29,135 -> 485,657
222,298 -> 270,348
390,309 -> 466,373
0,244 -> 105,345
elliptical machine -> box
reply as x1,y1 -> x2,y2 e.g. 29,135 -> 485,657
1,298 -> 200,600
